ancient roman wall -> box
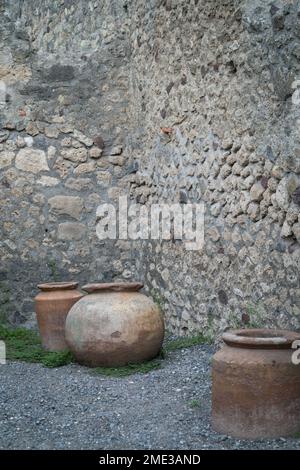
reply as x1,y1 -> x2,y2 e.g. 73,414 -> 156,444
0,0 -> 299,336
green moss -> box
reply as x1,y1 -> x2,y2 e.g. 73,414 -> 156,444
47,258 -> 59,282
0,324 -> 212,376
246,303 -> 265,328
151,289 -> 164,310
294,431 -> 300,439
0,308 -> 8,325
188,399 -> 201,409
164,333 -> 211,353
0,324 -> 74,368
0,282 -> 11,324
94,358 -> 162,377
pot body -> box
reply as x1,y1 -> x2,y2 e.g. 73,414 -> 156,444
212,329 -> 300,439
65,283 -> 165,367
35,282 -> 83,351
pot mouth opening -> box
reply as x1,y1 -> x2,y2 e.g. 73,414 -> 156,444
38,281 -> 79,291
82,282 -> 143,293
222,328 -> 300,349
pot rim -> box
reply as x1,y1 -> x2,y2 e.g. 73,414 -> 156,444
82,282 -> 144,293
223,328 -> 300,349
38,281 -> 79,291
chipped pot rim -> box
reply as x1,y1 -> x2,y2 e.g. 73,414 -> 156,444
38,281 -> 79,291
82,282 -> 144,293
223,328 -> 300,349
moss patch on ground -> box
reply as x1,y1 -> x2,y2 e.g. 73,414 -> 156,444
164,333 -> 211,353
94,358 -> 162,377
188,399 -> 201,409
0,324 -> 211,375
0,324 -> 73,368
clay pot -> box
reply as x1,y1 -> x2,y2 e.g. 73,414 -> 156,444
212,328 -> 300,439
35,282 -> 84,351
65,282 -> 165,367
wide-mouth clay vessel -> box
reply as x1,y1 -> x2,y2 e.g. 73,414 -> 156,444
212,328 -> 300,439
35,282 -> 84,351
65,282 -> 165,367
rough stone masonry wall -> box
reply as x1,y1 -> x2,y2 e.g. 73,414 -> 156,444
129,0 -> 300,336
0,0 -> 137,325
0,0 -> 300,337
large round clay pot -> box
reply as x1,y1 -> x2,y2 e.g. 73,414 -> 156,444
35,282 -> 84,351
212,328 -> 300,439
65,282 -> 165,367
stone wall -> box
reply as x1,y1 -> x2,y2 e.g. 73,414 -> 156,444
0,0 -> 136,324
128,0 -> 300,336
0,0 -> 299,336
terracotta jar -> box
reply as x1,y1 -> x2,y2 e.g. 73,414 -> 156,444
212,328 -> 300,439
65,282 -> 165,367
35,282 -> 84,351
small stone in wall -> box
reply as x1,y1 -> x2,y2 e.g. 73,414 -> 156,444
227,154 -> 237,166
47,146 -> 57,159
276,175 -> 299,211
247,202 -> 260,221
37,176 -> 60,187
61,148 -> 87,163
250,182 -> 265,202
271,165 -> 284,179
286,205 -> 299,225
267,177 -> 278,192
89,147 -> 103,158
25,122 -> 39,136
220,164 -> 231,178
292,223 -> 300,243
96,171 -> 112,187
24,136 -> 34,147
60,125 -> 73,134
48,195 -> 84,220
61,137 -> 72,147
206,227 -> 220,242
0,151 -> 14,169
53,159 -> 70,179
57,222 -> 86,241
110,145 -> 122,155
72,139 -> 84,149
15,148 -> 49,173
281,220 -> 293,238
45,126 -> 60,139
108,155 -> 125,166
73,130 -> 93,147
241,175 -> 254,190
65,177 -> 92,191
221,138 -> 233,150
16,136 -> 26,148
0,130 -> 9,143
93,136 -> 105,149
210,202 -> 222,217
74,161 -> 95,175
292,187 -> 300,206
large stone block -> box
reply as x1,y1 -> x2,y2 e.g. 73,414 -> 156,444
57,222 -> 86,241
48,195 -> 84,220
15,148 -> 49,173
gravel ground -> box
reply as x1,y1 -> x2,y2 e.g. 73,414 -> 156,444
1,344 -> 300,450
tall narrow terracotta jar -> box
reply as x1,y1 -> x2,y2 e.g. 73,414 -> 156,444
212,328 -> 300,439
65,282 -> 165,367
35,282 -> 84,351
